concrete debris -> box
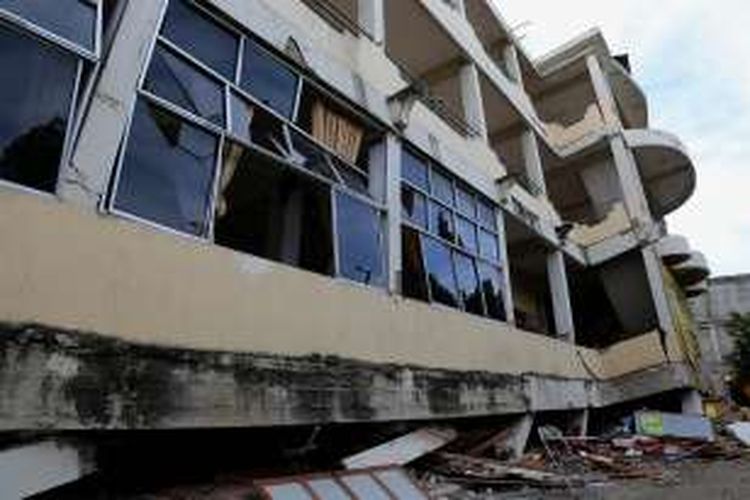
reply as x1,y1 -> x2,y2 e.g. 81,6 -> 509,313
727,422 -> 750,446
343,427 -> 457,470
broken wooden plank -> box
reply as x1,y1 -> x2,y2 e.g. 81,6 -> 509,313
342,428 -> 457,470
436,452 -> 572,486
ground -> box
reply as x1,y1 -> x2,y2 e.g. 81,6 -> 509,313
487,458 -> 750,500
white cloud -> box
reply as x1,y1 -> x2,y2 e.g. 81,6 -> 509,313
499,0 -> 750,276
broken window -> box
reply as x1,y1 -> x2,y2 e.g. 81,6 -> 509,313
400,146 -> 507,322
0,27 -> 78,193
161,0 -> 239,80
144,43 -> 225,126
336,192 -> 385,286
0,1 -> 101,194
0,0 -> 97,52
113,99 -> 218,236
241,37 -> 299,119
215,142 -> 334,276
229,91 -> 289,155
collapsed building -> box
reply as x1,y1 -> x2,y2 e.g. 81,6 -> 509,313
0,0 -> 713,496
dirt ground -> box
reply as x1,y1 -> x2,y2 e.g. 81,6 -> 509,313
489,458 -> 750,500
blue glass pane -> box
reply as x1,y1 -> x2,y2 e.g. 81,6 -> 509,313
423,236 -> 459,308
454,253 -> 485,316
114,99 -> 218,236
241,39 -> 299,119
478,263 -> 506,321
0,0 -> 96,51
479,229 -> 500,262
0,26 -> 77,193
401,149 -> 428,191
289,130 -> 338,181
478,199 -> 497,230
431,168 -> 454,206
145,44 -> 225,125
162,0 -> 239,79
456,184 -> 476,219
429,201 -> 455,242
401,186 -> 427,228
229,92 -> 289,155
336,192 -> 385,287
456,217 -> 478,253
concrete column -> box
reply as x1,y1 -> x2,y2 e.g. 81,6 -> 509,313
610,135 -> 652,224
459,62 -> 489,141
450,0 -> 467,17
60,0 -> 169,209
503,43 -> 523,87
358,0 -> 385,45
520,129 -> 547,196
547,250 -> 575,342
642,245 -> 676,341
0,441 -> 94,499
384,134 -> 403,294
586,55 -> 621,129
571,409 -> 590,437
496,212 -> 516,325
507,413 -> 534,459
681,390 -> 704,415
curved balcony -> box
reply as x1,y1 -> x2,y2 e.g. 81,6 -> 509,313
672,251 -> 711,287
624,129 -> 697,218
605,57 -> 648,129
657,234 -> 692,266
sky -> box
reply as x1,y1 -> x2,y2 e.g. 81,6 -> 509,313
498,0 -> 749,276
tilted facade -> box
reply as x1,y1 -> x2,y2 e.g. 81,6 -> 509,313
0,0 -> 712,437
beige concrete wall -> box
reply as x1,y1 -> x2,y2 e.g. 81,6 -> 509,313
0,189 -> 666,382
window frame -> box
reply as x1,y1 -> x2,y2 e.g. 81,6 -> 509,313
108,0 -> 388,288
399,145 -> 506,320
0,2 -> 101,197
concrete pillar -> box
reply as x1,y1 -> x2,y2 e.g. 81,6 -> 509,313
60,0 -> 169,209
358,0 -> 385,45
547,250 -> 575,342
586,55 -> 621,129
520,129 -> 547,196
459,62 -> 488,141
496,213 -> 516,325
450,0 -> 467,17
571,409 -> 590,437
0,441 -> 94,499
682,390 -> 704,415
385,135 -> 403,294
502,43 -> 523,87
610,135 -> 652,225
507,413 -> 534,459
642,245 -> 676,341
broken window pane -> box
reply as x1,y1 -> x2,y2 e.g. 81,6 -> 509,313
479,229 -> 500,262
456,184 -> 476,219
229,92 -> 289,155
161,0 -> 238,80
423,236 -> 459,308
333,156 -> 369,195
431,168 -> 454,207
478,199 -> 497,230
454,253 -> 485,316
341,475 -> 391,500
429,201 -> 455,243
401,186 -> 427,229
288,130 -> 338,181
402,149 -> 429,191
0,27 -> 78,193
336,192 -> 384,287
307,479 -> 350,500
264,483 -> 313,500
478,263 -> 506,321
401,227 -> 429,302
215,142 -> 334,276
456,217 -> 478,253
145,44 -> 225,125
241,38 -> 299,119
113,99 -> 218,236
0,0 -> 97,51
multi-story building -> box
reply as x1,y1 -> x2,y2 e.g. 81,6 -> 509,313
0,0 -> 713,494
